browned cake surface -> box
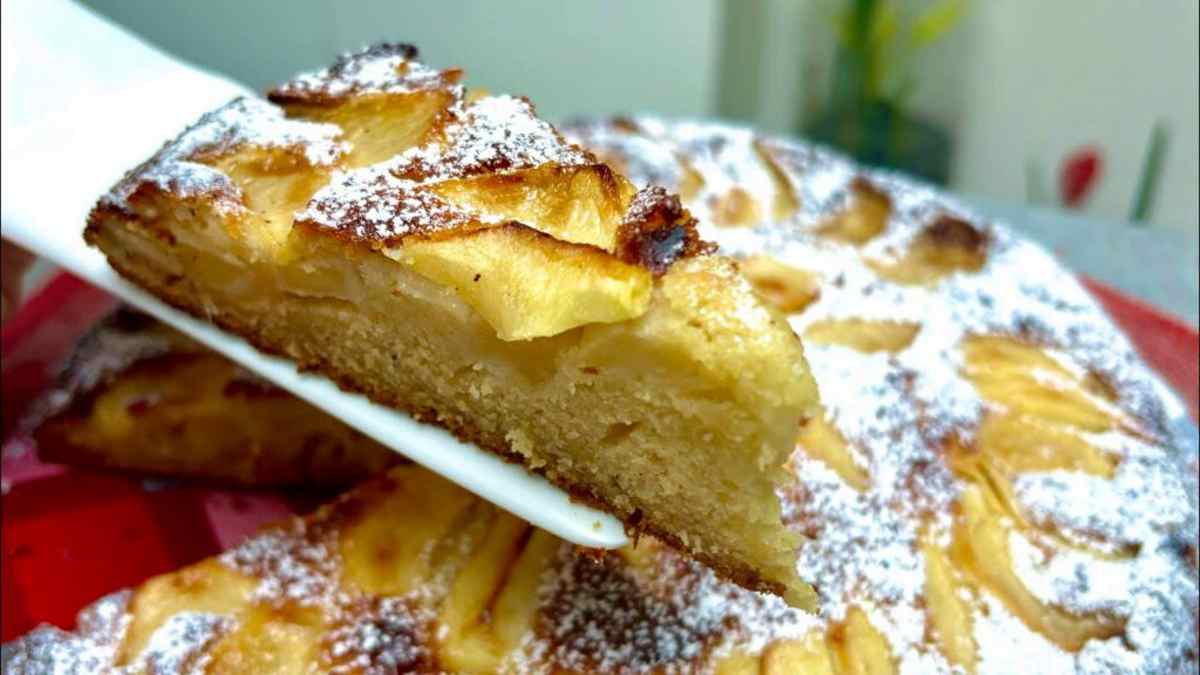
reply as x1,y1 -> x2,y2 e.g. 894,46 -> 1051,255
82,45 -> 819,606
30,308 -> 400,487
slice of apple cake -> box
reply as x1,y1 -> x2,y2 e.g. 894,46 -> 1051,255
83,44 -> 820,607
29,308 -> 400,487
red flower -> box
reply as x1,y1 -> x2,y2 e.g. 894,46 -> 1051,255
1059,146 -> 1103,208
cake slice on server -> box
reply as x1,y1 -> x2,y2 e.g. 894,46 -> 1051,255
84,44 -> 821,607
28,308 -> 401,488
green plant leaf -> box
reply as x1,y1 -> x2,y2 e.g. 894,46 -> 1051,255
912,0 -> 967,48
835,7 -> 854,47
1129,122 -> 1169,224
870,1 -> 899,48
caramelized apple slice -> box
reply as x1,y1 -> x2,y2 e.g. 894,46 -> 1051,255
869,215 -> 987,285
338,470 -> 478,596
206,604 -> 326,673
740,255 -> 821,314
817,179 -> 891,245
923,535 -> 978,672
804,319 -> 920,353
208,148 -> 336,257
796,414 -> 868,490
975,413 -> 1116,478
431,163 -> 636,252
829,607 -> 897,675
963,335 -> 1121,434
118,559 -> 257,665
949,485 -> 1124,650
437,515 -> 557,672
762,633 -> 839,674
390,225 -> 653,341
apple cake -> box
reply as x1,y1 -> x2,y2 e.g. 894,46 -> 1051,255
82,45 -> 820,606
29,307 -> 399,487
14,114 -> 1196,673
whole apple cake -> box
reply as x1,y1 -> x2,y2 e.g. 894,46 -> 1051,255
8,110 -> 1197,672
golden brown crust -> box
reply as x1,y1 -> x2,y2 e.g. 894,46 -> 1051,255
921,213 -> 990,257
86,51 -> 712,278
615,186 -> 716,276
848,175 -> 892,209
266,43 -> 461,106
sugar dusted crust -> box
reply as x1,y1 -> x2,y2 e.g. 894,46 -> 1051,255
92,52 -> 705,277
99,96 -> 347,218
267,42 -> 457,105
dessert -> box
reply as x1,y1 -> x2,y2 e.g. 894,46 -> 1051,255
82,45 -> 820,606
2,465 -> 818,674
31,308 -> 399,487
16,114 -> 1197,672
564,117 -> 1199,672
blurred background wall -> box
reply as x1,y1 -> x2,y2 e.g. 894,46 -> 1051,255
80,0 -> 1198,233
77,0 -> 723,122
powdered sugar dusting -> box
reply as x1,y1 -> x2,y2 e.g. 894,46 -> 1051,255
1,593 -> 130,675
297,163 -> 483,244
566,120 -> 691,193
561,117 -> 1198,672
298,94 -> 592,245
220,517 -> 340,606
101,96 -> 345,215
392,95 -> 591,182
134,612 -> 229,674
325,596 -> 434,674
974,595 -> 1077,675
519,544 -> 815,672
1014,453 -> 1194,553
1,627 -> 119,675
269,43 -> 454,104
629,119 -> 782,232
216,503 -> 436,672
1009,530 -> 1133,616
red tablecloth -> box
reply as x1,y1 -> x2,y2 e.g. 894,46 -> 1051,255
2,272 -> 1197,641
